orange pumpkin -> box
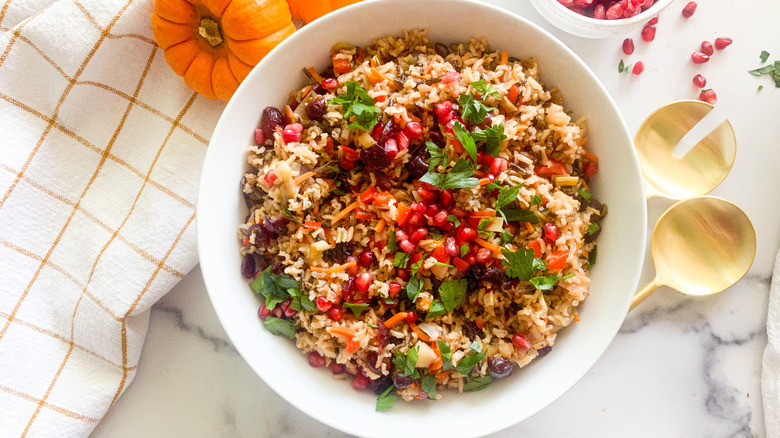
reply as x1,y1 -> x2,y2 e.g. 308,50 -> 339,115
287,0 -> 362,24
151,0 -> 296,101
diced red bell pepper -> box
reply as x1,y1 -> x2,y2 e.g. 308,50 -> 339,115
534,160 -> 568,178
431,245 -> 450,264
396,203 -> 411,226
359,186 -> 377,204
374,192 -> 394,205
341,145 -> 360,162
583,162 -> 599,178
453,257 -> 470,271
355,209 -> 374,221
332,54 -> 351,74
546,250 -> 568,270
527,240 -> 542,258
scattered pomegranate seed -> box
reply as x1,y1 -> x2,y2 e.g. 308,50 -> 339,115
693,74 -> 707,88
396,132 -> 409,151
412,202 -> 427,215
404,121 -> 423,139
622,38 -> 635,55
263,170 -> 277,186
284,305 -> 298,318
315,297 -> 332,312
632,61 -> 645,75
388,282 -> 402,297
439,189 -> 453,207
352,375 -> 370,391
346,256 -> 358,276
699,89 -> 717,104
681,1 -> 697,18
700,41 -> 714,56
641,25 -> 656,43
434,211 -> 449,227
714,37 -> 732,50
489,157 -> 508,175
417,186 -> 438,203
356,272 -> 372,292
399,239 -> 416,253
544,223 -> 560,241
254,128 -> 265,145
440,71 -> 460,85
397,269 -> 410,281
308,351 -> 326,368
451,207 -> 466,219
384,138 -> 398,160
410,228 -> 428,244
648,16 -> 658,25
475,247 -> 491,264
358,250 -> 376,267
426,203 -> 440,217
457,227 -> 477,242
330,362 -> 346,374
463,254 -> 476,265
444,237 -> 459,257
282,126 -> 302,143
691,52 -> 709,64
405,311 -> 417,323
395,229 -> 409,242
512,333 -> 532,349
327,306 -> 342,321
406,212 -> 423,228
257,304 -> 271,321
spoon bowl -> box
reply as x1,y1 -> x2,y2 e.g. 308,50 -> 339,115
631,196 -> 756,310
635,101 -> 736,200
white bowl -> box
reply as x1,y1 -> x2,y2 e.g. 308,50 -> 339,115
529,0 -> 674,38
197,1 -> 647,436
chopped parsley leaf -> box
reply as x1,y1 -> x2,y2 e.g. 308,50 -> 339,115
343,302 -> 369,317
393,252 -> 410,269
761,50 -> 771,64
458,93 -> 494,125
453,121 -> 478,162
426,141 -> 447,171
470,79 -> 500,99
529,273 -> 575,291
439,279 -> 467,311
426,300 -> 447,318
419,158 -> 479,190
411,259 -> 423,276
287,288 -> 316,312
460,243 -> 469,257
578,187 -> 593,202
484,182 -> 503,191
472,124 -> 506,157
588,245 -> 598,267
530,194 -> 543,206
463,375 -> 494,392
331,81 -> 381,132
618,59 -> 632,74
587,223 -> 600,235
748,60 -> 780,87
495,184 -> 522,221
478,217 -> 492,231
500,230 -> 514,245
502,209 -> 539,223
455,350 -> 486,376
532,257 -> 548,271
406,276 -> 421,302
437,340 -> 454,370
421,374 -> 436,399
250,267 -> 301,309
501,247 -> 536,281
388,232 -> 397,252
392,347 -> 420,378
435,262 -> 455,268
376,385 -> 397,411
447,214 -> 462,228
263,317 -> 295,339
429,232 -> 443,240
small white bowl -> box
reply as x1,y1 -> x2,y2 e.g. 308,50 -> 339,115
198,1 -> 647,436
529,0 -> 674,38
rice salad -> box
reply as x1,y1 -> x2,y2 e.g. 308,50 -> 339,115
238,30 -> 605,410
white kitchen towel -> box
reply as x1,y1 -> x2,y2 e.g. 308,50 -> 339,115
0,0 -> 224,436
764,250 -> 780,438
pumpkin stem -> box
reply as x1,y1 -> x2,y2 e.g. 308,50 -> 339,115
198,17 -> 223,47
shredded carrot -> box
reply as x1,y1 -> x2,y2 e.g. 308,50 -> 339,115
409,321 -> 433,342
301,85 -> 312,100
332,54 -> 351,74
574,314 -> 581,322
580,179 -> 590,190
582,147 -> 599,163
422,110 -> 429,127
368,67 -> 386,85
583,251 -> 589,259
306,67 -> 324,84
311,261 -> 356,274
479,177 -> 493,186
469,211 -> 496,217
313,202 -> 319,214
327,326 -> 356,339
500,51 -> 508,65
294,171 -> 317,185
524,222 -> 535,234
331,200 -> 359,225
374,218 -> 386,233
375,94 -> 387,103
474,237 -> 503,255
424,61 -> 434,75
303,221 -> 321,230
284,105 -> 295,124
474,318 -> 484,329
384,312 -> 409,328
370,57 -> 378,68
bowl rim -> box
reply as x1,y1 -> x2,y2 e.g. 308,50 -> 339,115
543,0 -> 674,26
197,1 -> 647,436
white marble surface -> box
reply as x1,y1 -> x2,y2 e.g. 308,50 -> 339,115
92,0 -> 780,436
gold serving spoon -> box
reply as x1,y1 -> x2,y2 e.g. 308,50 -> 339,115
630,196 -> 756,310
635,100 -> 737,200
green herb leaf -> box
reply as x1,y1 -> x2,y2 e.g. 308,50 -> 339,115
529,273 -> 575,291
393,252 -> 410,269
500,230 -> 514,245
588,245 -> 598,267
501,247 -> 536,281
439,279 -> 467,311
460,243 -> 469,257
472,124 -> 506,156
263,317 -> 295,339
618,59 -> 632,74
478,217 -> 492,231
496,184 -> 522,220
406,276 -> 421,302
532,257 -> 548,271
421,374 -> 437,399
429,232 -> 443,240
529,194 -> 542,206
282,207 -> 303,225
376,385 -> 397,411
748,65 -> 775,76
250,267 -> 301,308
502,209 -> 539,223
761,50 -> 771,64
458,93 -> 494,125
332,81 -> 380,132
453,121 -> 478,163
435,262 -> 454,268
392,348 -> 420,379
419,159 -> 479,190
463,375 -> 494,392
288,288 -> 316,312
343,302 -> 369,317
470,79 -> 500,99
578,187 -> 593,202
388,231 -> 397,252
411,259 -> 423,277
484,182 -> 504,191
426,300 -> 447,318
759,85 -> 764,92
586,223 -> 600,235
455,351 -> 486,376
426,141 -> 447,171
437,340 -> 454,370
448,214 -> 462,228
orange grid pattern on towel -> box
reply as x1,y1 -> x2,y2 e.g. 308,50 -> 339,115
0,0 -> 224,436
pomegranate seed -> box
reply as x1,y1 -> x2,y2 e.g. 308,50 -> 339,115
321,78 -> 338,91
388,282 -> 402,297
358,250 -> 376,267
714,37 -> 732,50
425,203 -> 440,217
457,227 -> 477,241
398,269 -> 410,281
417,186 -> 438,203
464,254 -> 476,265
475,247 -> 491,264
440,111 -> 455,125
700,41 -> 714,56
330,362 -> 346,374
544,223 -> 559,241
593,4 -> 606,19
699,89 -> 717,105
384,139 -> 398,160
439,189 -> 453,207
399,239 -> 416,253
441,71 -> 460,85
574,0 -> 592,7
284,305 -> 298,318
444,237 -> 459,257
352,375 -> 370,391
691,52 -> 709,64
405,311 -> 417,323
308,351 -> 326,368
356,272 -> 372,293
632,61 -> 645,75
681,1 -> 697,18
410,228 -> 428,244
263,170 -> 277,185
557,0 -> 574,6
340,158 -> 356,171
413,202 -> 427,215
346,256 -> 358,276
693,74 -> 707,88
648,16 -> 658,25
451,207 -> 466,219
641,25 -> 656,43
327,306 -> 342,321
282,127 -> 302,143
258,304 -> 271,321
254,128 -> 265,144
489,157 -> 507,175
395,229 -> 409,242
512,333 -> 532,349
396,132 -> 409,151
605,2 -> 624,19
404,121 -> 423,139
434,101 -> 452,118
622,38 -> 635,55
434,211 -> 449,227
315,297 -> 332,312
407,212 -> 423,228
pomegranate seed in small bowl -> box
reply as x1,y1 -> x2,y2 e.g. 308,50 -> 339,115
529,0 -> 674,38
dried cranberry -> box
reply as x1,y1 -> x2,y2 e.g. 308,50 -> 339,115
330,361 -> 346,374
312,83 -> 327,95
241,253 -> 256,279
305,96 -> 327,121
537,346 -> 552,357
434,42 -> 450,58
370,375 -> 394,395
487,356 -> 514,378
260,107 -> 284,139
376,321 -> 390,348
406,156 -> 429,180
262,216 -> 290,237
360,145 -> 392,170
392,373 -> 415,389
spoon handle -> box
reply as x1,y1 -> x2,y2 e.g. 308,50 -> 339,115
630,278 -> 661,311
